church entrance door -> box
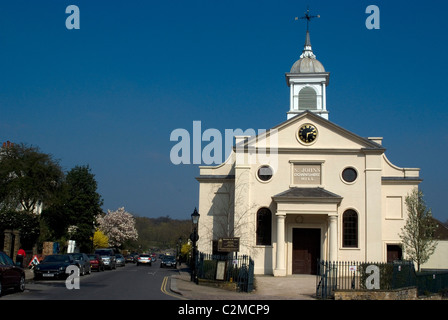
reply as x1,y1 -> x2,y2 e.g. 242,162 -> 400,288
292,228 -> 320,275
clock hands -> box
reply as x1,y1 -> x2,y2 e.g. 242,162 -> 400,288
299,124 -> 317,143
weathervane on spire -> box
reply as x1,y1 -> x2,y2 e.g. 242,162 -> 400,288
295,6 -> 320,31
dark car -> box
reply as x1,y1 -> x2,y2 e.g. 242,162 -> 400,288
88,254 -> 105,271
71,253 -> 92,275
160,256 -> 177,268
0,251 -> 25,296
124,255 -> 135,263
34,254 -> 78,280
94,248 -> 116,270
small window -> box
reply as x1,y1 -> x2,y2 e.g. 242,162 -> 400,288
342,167 -> 358,183
343,210 -> 358,248
256,208 -> 272,245
299,87 -> 317,110
257,165 -> 273,182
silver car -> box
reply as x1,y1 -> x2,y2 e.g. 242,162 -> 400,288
136,254 -> 152,266
115,254 -> 125,267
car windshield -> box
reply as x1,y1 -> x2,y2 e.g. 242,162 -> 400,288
87,255 -> 97,259
140,255 -> 150,258
44,255 -> 71,263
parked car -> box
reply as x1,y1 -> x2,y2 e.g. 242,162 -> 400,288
115,254 -> 125,267
71,253 -> 92,275
124,255 -> 135,263
160,256 -> 177,268
87,254 -> 105,271
33,254 -> 78,280
136,254 -> 152,266
0,251 -> 25,296
94,248 -> 116,270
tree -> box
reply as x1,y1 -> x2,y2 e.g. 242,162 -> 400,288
92,229 -> 109,249
399,188 -> 438,271
97,207 -> 138,248
0,143 -> 64,213
64,165 -> 103,252
200,173 -> 259,256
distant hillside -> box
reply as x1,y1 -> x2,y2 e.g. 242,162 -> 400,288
128,216 -> 193,251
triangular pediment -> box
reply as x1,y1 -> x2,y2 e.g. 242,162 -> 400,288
238,111 -> 385,152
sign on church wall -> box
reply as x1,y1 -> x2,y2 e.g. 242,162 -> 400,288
218,238 -> 240,252
293,164 -> 321,185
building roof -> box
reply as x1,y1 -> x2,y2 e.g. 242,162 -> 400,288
272,187 -> 342,203
290,30 -> 325,73
434,219 -> 448,240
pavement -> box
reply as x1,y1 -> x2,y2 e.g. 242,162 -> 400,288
24,263 -> 317,300
169,264 -> 317,300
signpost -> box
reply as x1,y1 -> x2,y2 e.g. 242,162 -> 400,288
218,237 -> 240,252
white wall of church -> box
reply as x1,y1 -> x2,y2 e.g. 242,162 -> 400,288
197,113 -> 422,276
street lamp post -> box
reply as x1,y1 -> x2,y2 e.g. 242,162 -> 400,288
176,237 -> 182,267
190,208 -> 200,284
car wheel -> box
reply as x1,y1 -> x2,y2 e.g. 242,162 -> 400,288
16,276 -> 25,292
0,281 -> 3,296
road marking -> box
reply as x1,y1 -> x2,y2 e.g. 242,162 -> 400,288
161,276 -> 187,300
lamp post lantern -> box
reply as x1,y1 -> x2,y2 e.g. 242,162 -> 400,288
190,208 -> 200,284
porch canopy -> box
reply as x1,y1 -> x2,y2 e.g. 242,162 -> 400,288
271,187 -> 342,276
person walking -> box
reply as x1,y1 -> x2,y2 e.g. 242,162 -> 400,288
16,248 -> 26,268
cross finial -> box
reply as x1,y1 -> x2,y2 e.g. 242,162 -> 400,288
295,6 -> 320,32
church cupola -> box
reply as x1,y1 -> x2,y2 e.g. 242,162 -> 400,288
286,9 -> 330,120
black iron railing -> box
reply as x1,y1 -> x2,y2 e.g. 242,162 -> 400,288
195,252 -> 254,292
316,260 -> 417,299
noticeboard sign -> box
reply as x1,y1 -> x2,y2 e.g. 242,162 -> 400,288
218,237 -> 240,252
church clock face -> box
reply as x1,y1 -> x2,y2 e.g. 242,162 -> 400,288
298,123 -> 318,144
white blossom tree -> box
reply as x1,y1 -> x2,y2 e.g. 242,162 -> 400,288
97,207 -> 138,248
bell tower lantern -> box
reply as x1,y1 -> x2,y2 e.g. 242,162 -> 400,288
286,9 -> 330,120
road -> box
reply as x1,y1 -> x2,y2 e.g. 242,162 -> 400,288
1,259 -> 182,300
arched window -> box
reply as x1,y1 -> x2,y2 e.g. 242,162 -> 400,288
299,87 -> 317,110
256,208 -> 272,245
343,210 -> 358,248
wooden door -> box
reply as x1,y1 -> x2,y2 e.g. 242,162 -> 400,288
387,245 -> 403,262
293,228 -> 320,275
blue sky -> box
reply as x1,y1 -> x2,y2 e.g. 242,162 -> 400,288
0,1 -> 447,222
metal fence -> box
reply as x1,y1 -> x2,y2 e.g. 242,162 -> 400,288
196,252 -> 254,292
316,260 -> 417,299
416,270 -> 448,296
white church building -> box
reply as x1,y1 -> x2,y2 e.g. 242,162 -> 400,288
195,26 -> 423,276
